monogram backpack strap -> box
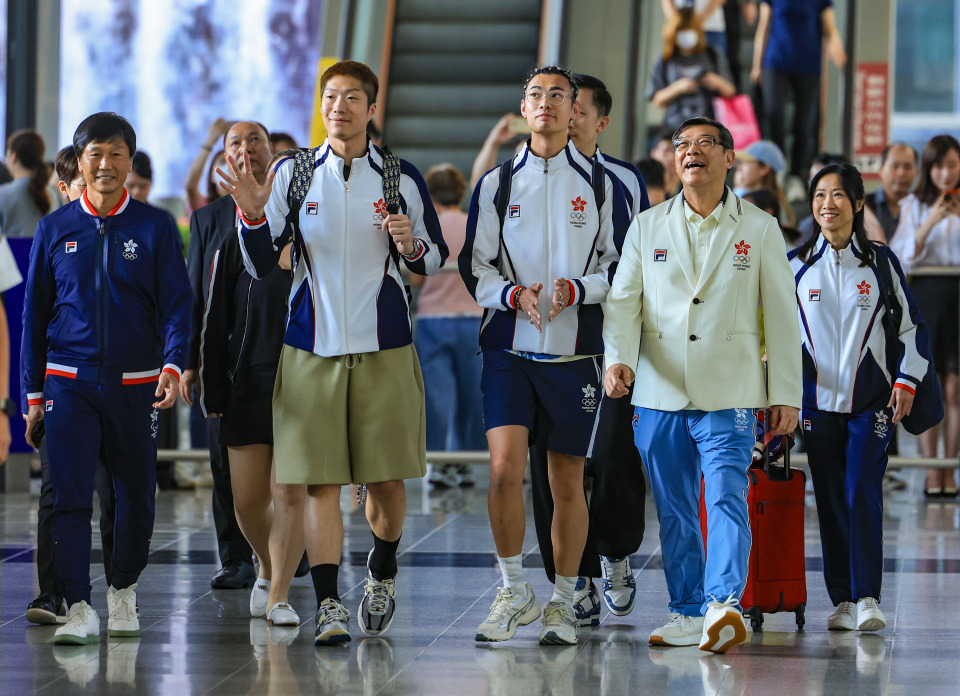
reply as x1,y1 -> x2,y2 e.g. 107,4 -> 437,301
284,146 -> 320,273
380,144 -> 402,215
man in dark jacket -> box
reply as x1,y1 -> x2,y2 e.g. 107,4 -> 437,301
21,112 -> 191,643
179,121 -> 272,590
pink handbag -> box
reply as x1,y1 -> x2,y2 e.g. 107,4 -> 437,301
712,94 -> 762,149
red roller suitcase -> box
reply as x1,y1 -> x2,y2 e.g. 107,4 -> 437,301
700,421 -> 807,631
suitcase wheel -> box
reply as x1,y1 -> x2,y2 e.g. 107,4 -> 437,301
744,607 -> 764,632
795,604 -> 805,631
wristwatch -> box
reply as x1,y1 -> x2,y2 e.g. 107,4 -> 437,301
0,398 -> 18,418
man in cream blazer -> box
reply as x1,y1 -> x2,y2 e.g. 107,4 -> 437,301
603,117 -> 801,654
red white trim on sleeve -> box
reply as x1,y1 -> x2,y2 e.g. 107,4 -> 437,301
45,363 -> 78,379
122,369 -> 162,385
238,207 -> 267,229
27,392 -> 43,406
566,279 -> 578,306
509,285 -> 525,310
402,238 -> 427,262
893,379 -> 916,395
162,364 -> 182,380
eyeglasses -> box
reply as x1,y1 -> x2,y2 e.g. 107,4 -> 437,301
524,90 -> 570,106
673,135 -> 728,152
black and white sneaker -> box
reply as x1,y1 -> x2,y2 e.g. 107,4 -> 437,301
314,597 -> 351,646
358,550 -> 397,635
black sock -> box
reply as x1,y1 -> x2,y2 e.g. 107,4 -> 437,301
310,564 -> 340,607
369,533 -> 401,581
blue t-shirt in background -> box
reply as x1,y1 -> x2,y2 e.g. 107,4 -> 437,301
762,0 -> 832,75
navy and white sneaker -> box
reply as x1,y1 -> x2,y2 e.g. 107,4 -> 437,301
573,576 -> 601,627
358,550 -> 397,636
600,556 -> 636,616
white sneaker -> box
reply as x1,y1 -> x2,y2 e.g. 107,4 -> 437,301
54,601 -> 100,645
856,597 -> 886,632
475,583 -> 541,642
573,577 -> 601,627
828,601 -> 857,631
268,602 -> 300,626
649,613 -> 704,646
250,578 -> 270,618
600,556 -> 637,615
315,597 -> 351,646
698,596 -> 748,654
107,585 -> 140,637
427,463 -> 458,489
539,601 -> 578,645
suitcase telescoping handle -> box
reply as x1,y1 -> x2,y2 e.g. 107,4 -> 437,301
762,408 -> 792,481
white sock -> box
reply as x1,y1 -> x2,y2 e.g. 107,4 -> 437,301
497,554 -> 525,592
552,574 -> 577,605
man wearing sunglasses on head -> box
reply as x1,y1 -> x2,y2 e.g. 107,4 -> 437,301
602,116 -> 801,654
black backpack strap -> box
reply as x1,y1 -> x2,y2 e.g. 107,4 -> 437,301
873,248 -> 905,374
495,160 -> 513,234
591,157 -> 606,212
284,146 -> 320,273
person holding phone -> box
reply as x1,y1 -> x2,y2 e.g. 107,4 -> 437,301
890,135 -> 960,498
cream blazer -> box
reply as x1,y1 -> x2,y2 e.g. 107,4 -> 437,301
603,190 -> 802,412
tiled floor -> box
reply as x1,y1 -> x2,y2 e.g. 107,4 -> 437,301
1,463 -> 959,695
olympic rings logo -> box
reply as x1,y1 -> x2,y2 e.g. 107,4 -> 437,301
570,212 -> 587,221
373,214 -> 383,223
733,255 -> 750,264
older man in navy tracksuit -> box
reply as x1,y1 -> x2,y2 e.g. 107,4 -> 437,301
21,112 -> 191,645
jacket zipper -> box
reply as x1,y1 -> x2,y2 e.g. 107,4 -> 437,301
230,278 -> 255,380
539,157 -> 549,353
97,220 -> 107,380
833,248 -> 843,410
343,165 -> 351,354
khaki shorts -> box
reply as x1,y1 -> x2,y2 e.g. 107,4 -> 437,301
272,343 -> 426,485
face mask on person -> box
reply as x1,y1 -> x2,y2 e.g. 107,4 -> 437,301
676,30 -> 699,51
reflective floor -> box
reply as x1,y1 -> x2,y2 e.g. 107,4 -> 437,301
2,463 -> 960,695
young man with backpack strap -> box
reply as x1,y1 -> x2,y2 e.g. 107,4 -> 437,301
221,60 -> 447,646
460,65 -> 630,646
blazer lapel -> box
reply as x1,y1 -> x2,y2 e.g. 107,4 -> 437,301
663,196 -> 696,291
694,192 -> 742,295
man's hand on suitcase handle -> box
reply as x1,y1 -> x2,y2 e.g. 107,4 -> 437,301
767,405 -> 799,436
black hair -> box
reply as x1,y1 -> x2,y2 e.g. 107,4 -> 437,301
796,162 -> 873,267
811,151 -> 849,169
570,73 -> 612,118
672,116 -> 734,151
269,132 -> 297,149
523,65 -> 579,102
425,163 -> 467,207
915,134 -> 960,206
881,142 -> 918,167
132,150 -> 153,180
6,129 -> 50,214
54,145 -> 78,184
635,158 -> 665,190
73,112 -> 136,159
222,121 -> 270,149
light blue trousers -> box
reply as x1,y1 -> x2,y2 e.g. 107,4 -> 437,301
633,407 -> 756,616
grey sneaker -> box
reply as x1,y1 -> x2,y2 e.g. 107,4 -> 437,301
827,601 -> 856,631
476,583 -> 541,642
315,597 -> 351,646
358,550 -> 397,636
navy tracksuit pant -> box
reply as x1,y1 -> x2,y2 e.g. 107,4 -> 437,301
803,407 -> 892,605
45,376 -> 159,605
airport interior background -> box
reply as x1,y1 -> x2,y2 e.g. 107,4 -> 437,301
2,1 -> 960,694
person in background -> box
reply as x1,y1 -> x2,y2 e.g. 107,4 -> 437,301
648,7 -> 736,136
791,163 -> 924,633
184,117 -> 233,212
269,132 -> 298,154
409,164 -> 484,489
661,0 -> 728,53
125,151 -> 154,203
732,139 -> 795,227
751,0 -> 846,179
470,113 -> 525,191
867,143 -> 919,243
636,158 -> 668,206
651,132 -> 682,197
0,129 -> 51,238
889,135 -> 960,498
741,188 -> 802,248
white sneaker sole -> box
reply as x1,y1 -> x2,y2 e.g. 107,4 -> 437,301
107,625 -> 140,638
53,631 -> 99,645
858,616 -> 886,632
475,597 -> 541,642
698,613 -> 747,654
649,633 -> 701,647
539,627 -> 577,645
